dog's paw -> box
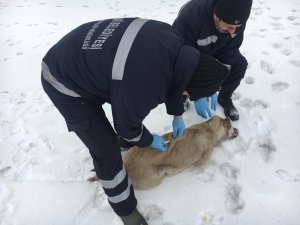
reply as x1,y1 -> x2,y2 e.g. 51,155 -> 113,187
229,128 -> 239,139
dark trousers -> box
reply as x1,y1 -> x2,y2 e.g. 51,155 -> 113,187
41,76 -> 137,217
220,52 -> 248,96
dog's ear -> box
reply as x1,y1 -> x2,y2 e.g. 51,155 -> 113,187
207,115 -> 221,130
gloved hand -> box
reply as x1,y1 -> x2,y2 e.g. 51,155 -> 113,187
172,117 -> 185,138
150,134 -> 167,152
206,92 -> 218,111
194,97 -> 212,119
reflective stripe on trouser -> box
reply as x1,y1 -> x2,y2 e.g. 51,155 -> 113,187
221,52 -> 248,95
41,75 -> 137,217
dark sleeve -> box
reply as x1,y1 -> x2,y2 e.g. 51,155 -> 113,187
111,87 -> 157,148
172,18 -> 199,49
165,93 -> 184,116
213,28 -> 245,66
165,45 -> 200,116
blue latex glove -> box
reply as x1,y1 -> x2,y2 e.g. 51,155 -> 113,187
150,134 -> 167,152
172,117 -> 185,138
194,97 -> 212,119
206,92 -> 218,111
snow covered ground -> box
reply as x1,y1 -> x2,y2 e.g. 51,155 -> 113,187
1,0 -> 300,224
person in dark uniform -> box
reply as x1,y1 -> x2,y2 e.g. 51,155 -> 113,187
173,0 -> 253,120
41,18 -> 228,225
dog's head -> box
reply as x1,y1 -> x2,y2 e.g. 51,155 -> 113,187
206,115 -> 239,144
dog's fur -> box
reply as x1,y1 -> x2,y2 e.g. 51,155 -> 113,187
88,115 -> 238,189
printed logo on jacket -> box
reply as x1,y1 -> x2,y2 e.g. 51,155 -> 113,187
82,18 -> 124,50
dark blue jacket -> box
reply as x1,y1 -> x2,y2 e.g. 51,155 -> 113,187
173,0 -> 246,66
43,18 -> 200,147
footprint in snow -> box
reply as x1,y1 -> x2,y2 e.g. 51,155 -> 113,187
252,7 -> 263,16
290,60 -> 300,67
232,92 -> 242,101
191,164 -> 216,182
270,16 -> 282,21
261,51 -> 269,55
276,169 -> 300,182
225,183 -> 244,214
287,16 -> 297,21
219,163 -> 240,180
257,138 -> 276,163
47,22 -> 58,26
3,57 -> 14,62
0,166 -> 11,174
271,81 -> 289,93
273,43 -> 282,49
260,60 -> 275,74
142,203 -> 164,222
281,49 -> 292,56
240,98 -> 269,110
270,22 -> 284,30
244,76 -> 254,84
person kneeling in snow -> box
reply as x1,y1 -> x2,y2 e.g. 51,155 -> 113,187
41,18 -> 228,225
173,0 -> 253,120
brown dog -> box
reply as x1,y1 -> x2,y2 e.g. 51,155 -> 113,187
89,115 -> 238,189
123,115 -> 238,189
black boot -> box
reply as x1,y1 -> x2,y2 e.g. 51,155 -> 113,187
218,91 -> 239,121
121,208 -> 148,225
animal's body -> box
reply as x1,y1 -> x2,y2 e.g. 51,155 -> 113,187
122,115 -> 238,189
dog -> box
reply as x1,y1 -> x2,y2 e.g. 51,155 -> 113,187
88,115 -> 238,189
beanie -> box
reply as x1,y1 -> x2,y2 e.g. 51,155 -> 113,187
186,53 -> 229,100
214,0 -> 253,25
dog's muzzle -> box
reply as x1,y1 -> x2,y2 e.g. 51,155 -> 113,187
229,128 -> 239,139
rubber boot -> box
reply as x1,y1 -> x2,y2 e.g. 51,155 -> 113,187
121,208 -> 148,225
218,91 -> 239,121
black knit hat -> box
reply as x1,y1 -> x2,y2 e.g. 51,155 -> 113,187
214,0 -> 253,25
186,53 -> 229,100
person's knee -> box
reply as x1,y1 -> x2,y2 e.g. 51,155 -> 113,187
237,54 -> 248,76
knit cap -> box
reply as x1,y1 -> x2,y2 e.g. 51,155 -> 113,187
186,53 -> 229,100
214,0 -> 253,25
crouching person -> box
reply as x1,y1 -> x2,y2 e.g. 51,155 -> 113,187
41,18 -> 228,224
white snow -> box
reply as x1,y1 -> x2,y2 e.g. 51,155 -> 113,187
1,0 -> 300,224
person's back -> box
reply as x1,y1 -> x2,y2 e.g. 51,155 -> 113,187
43,18 -> 188,102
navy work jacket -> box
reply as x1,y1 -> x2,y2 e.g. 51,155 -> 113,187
173,0 -> 246,66
43,18 -> 200,147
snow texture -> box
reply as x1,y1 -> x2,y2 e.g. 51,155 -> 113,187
0,0 -> 300,225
